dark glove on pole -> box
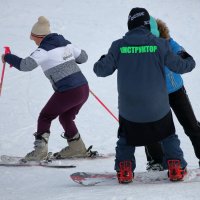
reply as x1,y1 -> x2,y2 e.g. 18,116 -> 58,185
0,47 -> 11,96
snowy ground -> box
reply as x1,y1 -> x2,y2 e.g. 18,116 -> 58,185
0,0 -> 200,199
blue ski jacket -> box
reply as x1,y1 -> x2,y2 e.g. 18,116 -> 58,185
150,16 -> 184,94
165,38 -> 184,93
93,27 -> 195,123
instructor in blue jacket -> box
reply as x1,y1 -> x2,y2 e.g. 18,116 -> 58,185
93,7 -> 196,183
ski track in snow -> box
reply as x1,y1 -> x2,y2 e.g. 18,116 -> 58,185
0,0 -> 200,199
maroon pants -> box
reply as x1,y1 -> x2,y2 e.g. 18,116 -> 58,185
37,84 -> 89,139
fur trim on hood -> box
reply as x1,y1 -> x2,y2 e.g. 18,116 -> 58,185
156,19 -> 170,40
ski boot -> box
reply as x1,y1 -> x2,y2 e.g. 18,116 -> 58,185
53,133 -> 88,159
117,160 -> 134,184
146,160 -> 164,171
23,132 -> 49,161
168,160 -> 187,181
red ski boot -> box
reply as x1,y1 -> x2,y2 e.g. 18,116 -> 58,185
168,160 -> 187,181
117,160 -> 133,184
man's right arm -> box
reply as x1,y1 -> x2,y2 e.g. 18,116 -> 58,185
93,41 -> 118,77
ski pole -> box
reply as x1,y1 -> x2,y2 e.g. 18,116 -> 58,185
89,89 -> 119,122
0,63 -> 6,96
0,46 -> 11,96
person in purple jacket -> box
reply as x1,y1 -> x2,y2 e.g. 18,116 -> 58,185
145,17 -> 200,171
1,16 -> 91,161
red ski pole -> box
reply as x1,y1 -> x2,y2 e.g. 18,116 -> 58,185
0,46 -> 11,96
0,62 -> 6,96
89,89 -> 119,122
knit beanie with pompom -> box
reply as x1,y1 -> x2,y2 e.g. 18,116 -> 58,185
31,16 -> 51,37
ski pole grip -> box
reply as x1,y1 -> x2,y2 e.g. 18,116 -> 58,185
4,46 -> 11,54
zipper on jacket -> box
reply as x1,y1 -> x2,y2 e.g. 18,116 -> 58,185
169,72 -> 177,88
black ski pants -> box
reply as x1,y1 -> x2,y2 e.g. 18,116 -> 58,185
145,86 -> 200,163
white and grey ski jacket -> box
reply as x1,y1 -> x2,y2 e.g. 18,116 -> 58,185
5,33 -> 88,92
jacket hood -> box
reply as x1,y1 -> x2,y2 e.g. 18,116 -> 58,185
39,33 -> 70,50
156,19 -> 170,39
123,27 -> 152,45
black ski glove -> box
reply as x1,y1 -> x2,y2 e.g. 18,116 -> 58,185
98,55 -> 106,61
177,51 -> 192,59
